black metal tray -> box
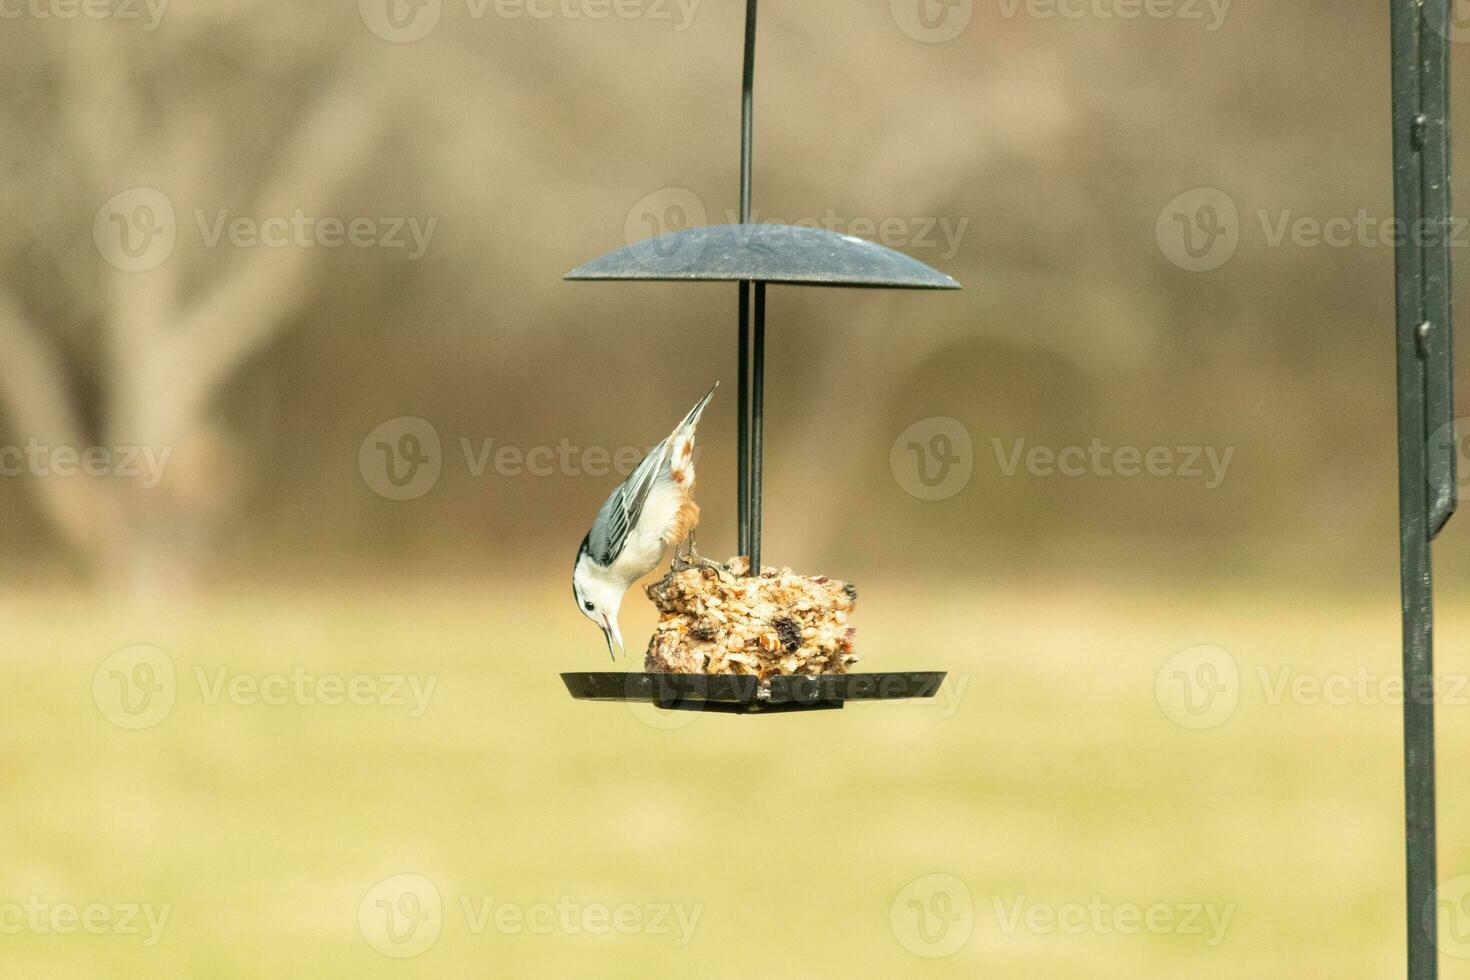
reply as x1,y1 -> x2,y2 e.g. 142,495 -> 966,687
561,671 -> 946,715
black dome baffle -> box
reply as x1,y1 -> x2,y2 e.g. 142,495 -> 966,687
564,224 -> 962,290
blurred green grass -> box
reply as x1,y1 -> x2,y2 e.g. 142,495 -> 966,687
2,582 -> 1469,978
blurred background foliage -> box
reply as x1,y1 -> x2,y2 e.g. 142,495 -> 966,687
0,1 -> 1460,593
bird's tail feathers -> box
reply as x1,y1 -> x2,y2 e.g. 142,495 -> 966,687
678,381 -> 719,432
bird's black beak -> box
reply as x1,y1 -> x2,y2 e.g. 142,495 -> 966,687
598,614 -> 625,662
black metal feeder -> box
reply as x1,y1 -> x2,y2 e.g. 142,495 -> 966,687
561,671 -> 949,716
560,0 -> 957,715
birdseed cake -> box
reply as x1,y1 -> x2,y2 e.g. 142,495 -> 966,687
644,557 -> 858,678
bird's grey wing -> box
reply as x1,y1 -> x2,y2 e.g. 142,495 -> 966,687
586,437 -> 670,566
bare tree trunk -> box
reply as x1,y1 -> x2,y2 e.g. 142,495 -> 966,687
0,34 -> 385,592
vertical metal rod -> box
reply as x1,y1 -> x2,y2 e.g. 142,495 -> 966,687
737,283 -> 751,559
739,0 -> 757,224
750,282 -> 766,573
1391,1 -> 1456,975
736,0 -> 759,572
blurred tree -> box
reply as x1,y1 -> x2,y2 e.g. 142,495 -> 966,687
0,19 -> 384,590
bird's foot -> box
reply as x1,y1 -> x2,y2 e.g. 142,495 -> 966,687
673,537 -> 729,575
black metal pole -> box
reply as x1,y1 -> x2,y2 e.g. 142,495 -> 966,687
738,283 -> 751,560
737,0 -> 761,573
751,281 -> 766,573
739,0 -> 757,222
1390,1 -> 1457,975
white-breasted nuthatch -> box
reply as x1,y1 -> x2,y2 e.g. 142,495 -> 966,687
573,382 -> 719,660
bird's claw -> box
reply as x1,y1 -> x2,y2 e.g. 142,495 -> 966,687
673,549 -> 731,578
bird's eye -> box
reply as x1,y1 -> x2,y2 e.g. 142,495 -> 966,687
584,601 -> 595,612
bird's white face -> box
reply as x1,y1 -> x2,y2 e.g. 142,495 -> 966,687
572,555 -> 626,660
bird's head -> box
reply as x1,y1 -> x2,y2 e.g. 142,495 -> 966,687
573,544 -> 626,661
